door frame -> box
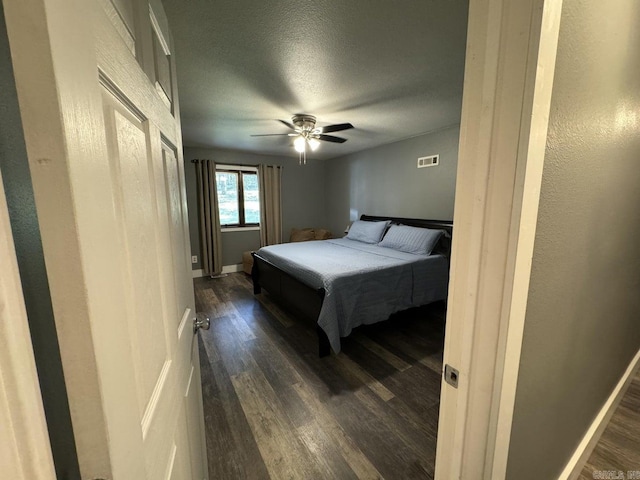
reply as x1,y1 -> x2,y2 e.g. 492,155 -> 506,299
435,0 -> 564,478
0,169 -> 56,480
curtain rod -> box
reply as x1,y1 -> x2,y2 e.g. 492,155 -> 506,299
190,159 -> 283,169
190,159 -> 262,166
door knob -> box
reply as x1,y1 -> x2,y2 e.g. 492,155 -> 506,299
193,313 -> 210,334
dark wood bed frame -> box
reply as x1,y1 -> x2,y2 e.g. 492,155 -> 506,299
251,214 -> 454,357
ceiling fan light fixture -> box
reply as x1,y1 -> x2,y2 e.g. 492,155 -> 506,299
294,135 -> 306,152
251,114 -> 354,164
308,138 -> 320,151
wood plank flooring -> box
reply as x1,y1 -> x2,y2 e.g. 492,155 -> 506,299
195,273 -> 446,480
579,368 -> 640,479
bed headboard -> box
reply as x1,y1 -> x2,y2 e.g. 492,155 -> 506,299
359,214 -> 453,258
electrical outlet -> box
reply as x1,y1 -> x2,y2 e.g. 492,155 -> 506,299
191,255 -> 198,264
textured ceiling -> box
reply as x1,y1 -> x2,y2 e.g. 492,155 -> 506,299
162,0 -> 469,160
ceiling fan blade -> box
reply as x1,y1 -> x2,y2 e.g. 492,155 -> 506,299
318,134 -> 347,143
278,119 -> 297,130
250,133 -> 297,137
321,123 -> 354,133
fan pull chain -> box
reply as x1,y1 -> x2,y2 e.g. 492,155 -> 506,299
298,146 -> 307,165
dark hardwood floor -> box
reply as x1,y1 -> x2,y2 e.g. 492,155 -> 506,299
579,368 -> 640,479
194,272 -> 446,480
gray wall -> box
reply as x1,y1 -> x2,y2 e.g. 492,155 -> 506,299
0,6 -> 80,478
324,125 -> 460,236
506,0 -> 640,478
184,147 -> 327,268
185,126 -> 461,269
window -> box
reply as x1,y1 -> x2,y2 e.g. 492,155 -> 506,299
215,166 -> 260,228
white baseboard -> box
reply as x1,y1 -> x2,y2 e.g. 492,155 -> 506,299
221,264 -> 242,274
561,347 -> 640,480
191,264 -> 242,278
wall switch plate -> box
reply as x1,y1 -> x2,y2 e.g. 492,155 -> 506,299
191,255 -> 198,264
417,154 -> 439,168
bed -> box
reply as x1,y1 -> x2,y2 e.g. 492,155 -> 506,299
251,215 -> 453,356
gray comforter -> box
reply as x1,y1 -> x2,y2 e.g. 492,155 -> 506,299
256,238 -> 449,353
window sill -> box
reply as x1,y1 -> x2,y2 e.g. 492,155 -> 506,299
221,226 -> 261,233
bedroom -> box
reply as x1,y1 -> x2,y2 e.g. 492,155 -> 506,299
170,0 -> 466,477
2,0 -> 640,479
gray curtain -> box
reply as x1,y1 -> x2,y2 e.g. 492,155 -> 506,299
258,164 -> 283,246
195,159 -> 223,276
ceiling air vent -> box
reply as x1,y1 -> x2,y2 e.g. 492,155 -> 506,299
417,155 -> 439,168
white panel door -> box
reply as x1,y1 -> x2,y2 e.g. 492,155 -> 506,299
3,0 -> 208,478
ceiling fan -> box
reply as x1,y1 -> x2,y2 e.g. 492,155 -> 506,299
251,114 -> 354,164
